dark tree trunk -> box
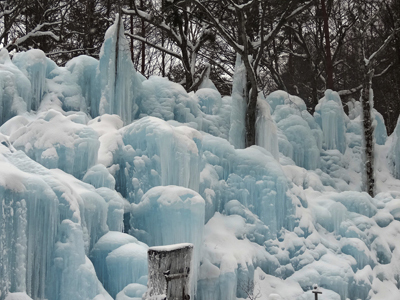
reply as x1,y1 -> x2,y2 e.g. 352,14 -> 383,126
130,0 -> 134,62
321,0 -> 334,90
361,67 -> 375,197
140,0 -> 146,75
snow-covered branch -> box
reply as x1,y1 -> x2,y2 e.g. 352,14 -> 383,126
125,32 -> 183,60
366,29 -> 399,65
11,21 -> 62,47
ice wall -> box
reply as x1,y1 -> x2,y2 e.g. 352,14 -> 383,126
267,91 -> 321,170
314,90 -> 347,154
200,134 -> 296,233
388,116 -> 400,179
255,96 -> 279,160
12,49 -> 56,112
6,110 -> 99,179
0,144 -> 112,300
0,49 -> 30,124
66,55 -> 100,117
114,117 -> 202,204
98,14 -> 141,125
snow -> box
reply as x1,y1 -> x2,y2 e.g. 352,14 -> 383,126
1,16 -> 400,300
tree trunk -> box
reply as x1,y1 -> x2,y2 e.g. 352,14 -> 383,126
140,0 -> 146,75
361,66 -> 375,197
241,55 -> 258,147
130,0 -> 134,62
321,0 -> 334,90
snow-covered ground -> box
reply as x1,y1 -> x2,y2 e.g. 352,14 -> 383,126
1,17 -> 400,300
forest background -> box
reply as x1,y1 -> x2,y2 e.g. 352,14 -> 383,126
1,0 -> 399,134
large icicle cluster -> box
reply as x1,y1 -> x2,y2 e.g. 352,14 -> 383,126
1,15 -> 400,300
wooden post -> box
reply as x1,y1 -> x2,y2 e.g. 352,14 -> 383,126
145,243 -> 193,300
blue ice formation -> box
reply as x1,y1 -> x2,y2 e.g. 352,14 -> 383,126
0,146 -> 112,300
0,49 -> 31,124
228,55 -> 247,149
98,15 -> 141,125
90,232 -> 148,298
12,49 -> 57,112
388,116 -> 400,179
267,91 -> 321,169
4,109 -> 99,179
314,90 -> 347,154
373,109 -> 387,145
1,15 -> 400,300
65,55 -> 100,117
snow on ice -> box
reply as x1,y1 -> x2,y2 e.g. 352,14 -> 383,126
1,16 -> 400,300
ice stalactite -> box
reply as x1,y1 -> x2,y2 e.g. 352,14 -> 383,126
12,49 -> 55,112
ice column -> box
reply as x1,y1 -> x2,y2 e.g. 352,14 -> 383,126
98,14 -> 141,125
229,54 -> 247,149
314,90 -> 347,153
12,49 -> 50,112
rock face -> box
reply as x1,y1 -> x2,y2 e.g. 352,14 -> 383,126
146,243 -> 193,300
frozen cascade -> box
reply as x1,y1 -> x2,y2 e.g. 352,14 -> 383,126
0,144 -> 115,300
255,96 -> 279,160
0,148 -> 58,300
0,49 -> 30,125
94,188 -> 125,232
266,91 -> 321,170
314,90 -> 347,154
47,220 -> 112,300
83,164 -> 116,190
373,109 -> 387,145
388,116 -> 400,179
8,110 -> 99,179
106,242 -> 148,298
4,149 -> 110,254
12,49 -> 56,112
136,75 -> 232,141
90,232 -> 140,291
65,55 -> 100,117
98,14 -> 141,125
200,134 -> 296,234
114,117 -> 202,204
229,54 -> 247,149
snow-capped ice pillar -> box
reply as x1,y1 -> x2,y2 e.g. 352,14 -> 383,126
314,90 -> 347,153
98,14 -> 141,125
66,56 -> 100,118
388,116 -> 400,179
255,95 -> 279,160
0,158 -> 59,300
0,49 -> 30,125
229,54 -> 247,149
12,49 -> 50,112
